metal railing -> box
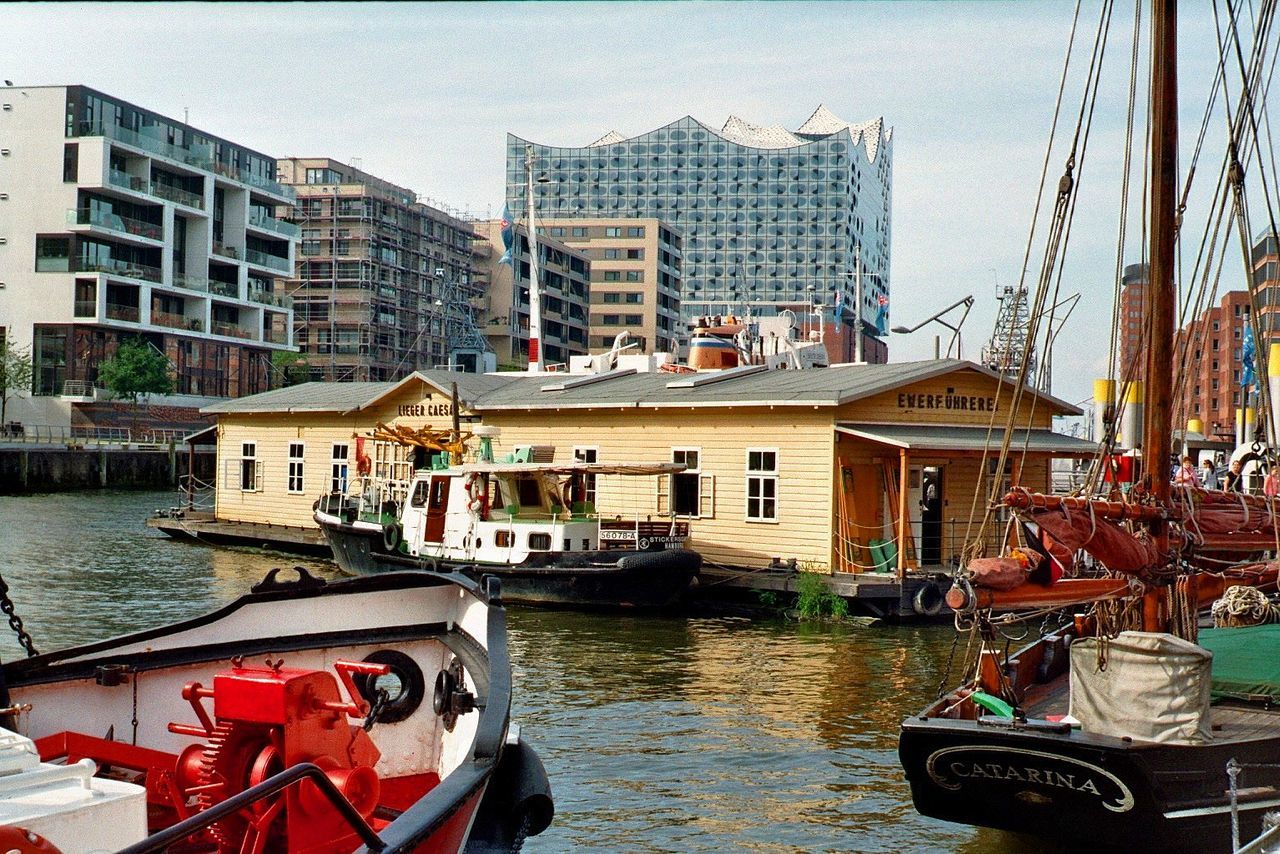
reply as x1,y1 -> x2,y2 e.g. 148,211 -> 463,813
149,182 -> 204,210
248,289 -> 292,309
248,212 -> 301,239
208,279 -> 239,298
76,257 -> 162,283
170,271 -> 210,294
149,309 -> 188,329
105,303 -> 141,322
2,422 -> 194,445
107,168 -> 149,193
211,242 -> 239,260
78,121 -> 214,172
67,208 -> 162,241
211,321 -> 254,340
61,380 -> 98,398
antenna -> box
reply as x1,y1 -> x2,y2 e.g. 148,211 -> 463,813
981,284 -> 1036,380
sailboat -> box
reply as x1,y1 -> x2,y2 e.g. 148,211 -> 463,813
898,1 -> 1280,851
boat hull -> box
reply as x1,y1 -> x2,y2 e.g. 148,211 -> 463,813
899,715 -> 1280,853
318,517 -> 701,608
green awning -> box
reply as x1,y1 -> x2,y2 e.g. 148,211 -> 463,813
1200,624 -> 1280,701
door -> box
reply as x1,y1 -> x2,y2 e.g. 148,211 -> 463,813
920,466 -> 944,565
424,476 -> 450,544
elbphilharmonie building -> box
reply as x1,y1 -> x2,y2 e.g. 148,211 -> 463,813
507,105 -> 893,350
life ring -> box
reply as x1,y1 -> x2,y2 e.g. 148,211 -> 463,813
912,582 -> 944,617
464,473 -> 483,500
382,523 -> 401,552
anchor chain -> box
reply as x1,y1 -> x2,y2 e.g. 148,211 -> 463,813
362,687 -> 390,732
0,575 -> 37,658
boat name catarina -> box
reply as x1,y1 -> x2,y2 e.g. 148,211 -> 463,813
925,747 -> 1135,813
897,393 -> 996,412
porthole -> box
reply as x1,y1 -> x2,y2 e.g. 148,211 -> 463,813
353,650 -> 426,724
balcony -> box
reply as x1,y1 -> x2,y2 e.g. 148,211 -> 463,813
263,327 -> 289,345
150,309 -> 189,330
67,208 -> 162,242
244,248 -> 291,273
76,257 -> 162,284
170,271 -> 209,294
76,121 -> 214,172
150,182 -> 205,210
74,300 -> 97,317
212,242 -> 240,261
211,321 -> 254,340
248,212 -> 301,239
249,289 -> 293,309
211,160 -> 296,201
108,169 -> 149,194
105,302 -> 141,323
209,280 -> 239,298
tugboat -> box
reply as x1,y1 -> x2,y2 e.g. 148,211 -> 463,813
898,2 -> 1280,851
314,427 -> 702,608
0,568 -> 552,852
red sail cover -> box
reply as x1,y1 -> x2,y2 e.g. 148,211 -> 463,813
1029,508 -> 1162,574
1179,489 -> 1277,535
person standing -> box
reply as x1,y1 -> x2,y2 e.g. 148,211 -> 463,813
1266,467 -> 1280,499
1225,459 -> 1244,493
1201,458 -> 1220,490
1174,456 -> 1198,486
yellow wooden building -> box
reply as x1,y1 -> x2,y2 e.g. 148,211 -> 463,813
198,361 -> 1092,579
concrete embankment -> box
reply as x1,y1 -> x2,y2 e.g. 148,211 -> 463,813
0,446 -> 179,494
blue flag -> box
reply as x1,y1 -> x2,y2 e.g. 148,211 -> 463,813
1242,323 -> 1257,388
874,293 -> 888,336
834,290 -> 845,319
499,204 -> 515,266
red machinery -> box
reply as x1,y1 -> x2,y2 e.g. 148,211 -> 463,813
38,658 -> 393,853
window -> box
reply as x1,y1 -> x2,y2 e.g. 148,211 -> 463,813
572,227 -> 588,237
574,447 -> 598,507
604,248 -> 620,259
287,442 -> 305,493
240,442 -> 258,492
627,248 -> 643,260
663,448 -> 713,517
625,271 -> 643,282
305,167 -> 342,184
549,227 -> 564,236
603,292 -> 621,304
331,444 -> 349,493
624,293 -> 643,304
625,314 -> 643,324
602,314 -> 621,324
35,237 -> 71,272
745,449 -> 778,522
603,271 -> 620,282
63,143 -> 78,182
626,226 -> 644,237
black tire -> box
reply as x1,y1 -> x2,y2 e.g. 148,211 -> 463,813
912,582 -> 944,616
382,524 -> 401,552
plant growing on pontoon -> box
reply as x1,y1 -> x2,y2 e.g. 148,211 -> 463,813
0,332 -> 34,427
794,571 -> 850,620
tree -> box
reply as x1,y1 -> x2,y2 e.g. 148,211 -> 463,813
271,350 -> 311,388
97,337 -> 174,404
0,333 -> 34,426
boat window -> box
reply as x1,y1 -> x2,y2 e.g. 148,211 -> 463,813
496,530 -> 513,548
529,532 -> 552,551
410,480 -> 429,507
429,478 -> 448,510
516,477 -> 542,508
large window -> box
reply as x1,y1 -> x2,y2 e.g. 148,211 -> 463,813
287,442 -> 305,494
240,442 -> 259,492
667,448 -> 713,517
573,447 -> 598,507
331,444 -> 349,493
745,449 -> 778,522
35,237 -> 71,272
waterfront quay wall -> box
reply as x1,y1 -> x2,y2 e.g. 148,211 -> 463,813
0,446 -> 180,494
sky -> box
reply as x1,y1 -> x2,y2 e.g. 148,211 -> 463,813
3,2 -> 1268,408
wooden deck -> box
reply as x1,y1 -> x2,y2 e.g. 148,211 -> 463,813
146,512 -> 331,555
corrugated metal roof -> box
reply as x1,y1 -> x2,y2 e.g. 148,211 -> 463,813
836,423 -> 1098,455
201,371 -> 520,415
471,360 -> 1082,414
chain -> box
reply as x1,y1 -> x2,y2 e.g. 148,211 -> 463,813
0,577 -> 37,658
510,811 -> 532,853
363,688 -> 390,732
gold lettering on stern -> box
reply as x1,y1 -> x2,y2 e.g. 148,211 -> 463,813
925,746 -> 1135,813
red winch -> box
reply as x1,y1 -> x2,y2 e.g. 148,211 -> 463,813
38,657 -> 392,853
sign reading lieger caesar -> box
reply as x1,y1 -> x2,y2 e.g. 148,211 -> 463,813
398,403 -> 454,418
898,392 -> 997,412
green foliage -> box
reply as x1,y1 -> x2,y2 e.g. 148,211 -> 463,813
97,337 -> 173,403
0,333 -> 34,424
272,350 -> 311,387
794,571 -> 850,621
756,589 -> 780,609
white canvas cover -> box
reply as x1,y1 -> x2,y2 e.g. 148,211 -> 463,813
1068,631 -> 1213,744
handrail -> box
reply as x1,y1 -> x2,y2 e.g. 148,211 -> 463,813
117,762 -> 385,853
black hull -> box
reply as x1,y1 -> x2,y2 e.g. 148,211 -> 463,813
899,715 -> 1280,853
318,519 -> 701,609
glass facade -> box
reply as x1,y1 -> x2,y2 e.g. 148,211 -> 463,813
506,114 -> 892,331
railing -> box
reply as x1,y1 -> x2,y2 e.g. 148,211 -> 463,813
208,279 -> 239,298
105,303 -> 141,322
211,242 -> 239,260
211,160 -> 296,201
76,257 -> 163,283
248,212 -> 301,239
243,248 -> 291,272
78,121 -> 214,171
262,327 -> 289,345
67,208 -> 162,241
150,309 -> 188,329
61,380 -> 97,398
211,321 -> 254,340
248,289 -> 292,308
107,169 -> 148,193
170,271 -> 210,293
149,182 -> 205,210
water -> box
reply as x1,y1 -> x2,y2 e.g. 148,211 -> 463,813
0,490 -> 1042,852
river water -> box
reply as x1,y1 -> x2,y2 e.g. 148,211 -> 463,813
0,490 -> 1044,852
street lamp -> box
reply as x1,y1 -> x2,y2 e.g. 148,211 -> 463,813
891,295 -> 975,360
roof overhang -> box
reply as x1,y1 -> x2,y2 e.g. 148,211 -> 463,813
342,372 -> 463,415
835,423 -> 1097,458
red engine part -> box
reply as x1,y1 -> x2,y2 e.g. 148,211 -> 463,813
168,658 -> 388,853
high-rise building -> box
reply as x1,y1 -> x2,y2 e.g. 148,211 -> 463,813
1174,290 -> 1252,440
278,158 -> 477,381
1118,263 -> 1148,383
540,218 -> 682,353
0,85 -> 297,427
506,105 -> 892,358
473,222 -> 590,367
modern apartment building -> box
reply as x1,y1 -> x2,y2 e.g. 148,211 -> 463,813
1118,262 -> 1148,383
473,221 -> 590,367
1174,290 -> 1253,440
506,105 -> 892,359
277,158 -> 478,382
541,218 -> 682,353
0,85 -> 297,427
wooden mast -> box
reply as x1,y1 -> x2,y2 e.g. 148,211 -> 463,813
1143,0 -> 1179,628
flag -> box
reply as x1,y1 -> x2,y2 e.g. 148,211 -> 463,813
833,290 -> 845,319
874,293 -> 889,336
1242,323 -> 1257,388
499,204 -> 515,266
